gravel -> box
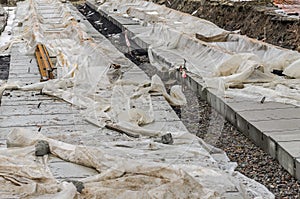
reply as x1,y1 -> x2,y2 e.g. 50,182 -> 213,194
79,4 -> 300,198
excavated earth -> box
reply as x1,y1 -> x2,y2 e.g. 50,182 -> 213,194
155,0 -> 300,51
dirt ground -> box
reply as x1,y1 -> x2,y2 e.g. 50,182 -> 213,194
153,0 -> 300,51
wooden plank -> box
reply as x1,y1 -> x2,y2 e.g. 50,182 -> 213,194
35,44 -> 54,81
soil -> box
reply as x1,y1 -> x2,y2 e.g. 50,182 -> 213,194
154,0 -> 300,51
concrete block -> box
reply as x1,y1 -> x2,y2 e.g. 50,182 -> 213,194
222,192 -> 244,199
143,120 -> 188,133
252,119 -> 300,132
215,96 -> 226,116
265,130 -> 300,142
247,123 -> 264,149
0,113 -> 87,128
189,75 -> 198,92
121,71 -> 149,82
206,91 -> 216,107
277,143 -> 295,176
0,103 -> 80,116
153,109 -> 180,122
296,158 -> 300,180
278,141 -> 300,160
235,113 -> 249,136
238,107 -> 300,122
108,14 -> 139,28
132,36 -> 150,50
1,99 -> 64,106
226,101 -> 294,112
86,1 -> 100,13
266,138 -> 277,159
225,105 -> 236,126
2,90 -> 60,102
49,156 -> 98,180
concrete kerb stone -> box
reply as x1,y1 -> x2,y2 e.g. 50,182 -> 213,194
296,158 -> 300,180
235,113 -> 250,137
247,122 -> 266,150
277,144 -> 295,176
267,138 -> 277,159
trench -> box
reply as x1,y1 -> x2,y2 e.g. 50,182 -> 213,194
77,4 -> 300,198
0,55 -> 10,80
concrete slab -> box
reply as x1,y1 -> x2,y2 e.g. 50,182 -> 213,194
2,90 -> 59,102
8,72 -> 40,78
226,101 -> 295,112
2,99 -> 65,106
0,103 -> 80,116
7,77 -> 40,85
251,119 -> 300,132
238,107 -> 300,122
154,109 -> 181,122
278,141 -> 300,159
0,113 -> 87,128
121,71 -> 149,81
296,158 -> 300,180
143,120 -> 188,132
49,156 -> 99,180
265,130 -> 300,142
108,14 -> 140,27
0,124 -> 99,141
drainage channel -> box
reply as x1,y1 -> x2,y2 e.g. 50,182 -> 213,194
78,4 -> 300,198
0,55 -> 10,80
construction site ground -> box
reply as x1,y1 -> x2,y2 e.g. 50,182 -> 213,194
0,0 -> 300,198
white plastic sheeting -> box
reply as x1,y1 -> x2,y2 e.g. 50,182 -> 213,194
0,0 -> 186,130
96,0 -> 300,106
0,127 -> 274,198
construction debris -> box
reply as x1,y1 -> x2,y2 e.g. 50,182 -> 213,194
35,44 -> 54,81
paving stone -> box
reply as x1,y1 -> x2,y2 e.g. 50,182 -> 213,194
238,107 -> 300,122
9,72 -> 40,78
0,103 -> 80,116
153,109 -> 181,122
2,99 -> 65,106
251,119 -> 300,132
48,156 -> 99,180
265,130 -> 300,142
143,120 -> 188,132
226,101 -> 295,112
0,113 -> 87,127
108,14 -> 140,27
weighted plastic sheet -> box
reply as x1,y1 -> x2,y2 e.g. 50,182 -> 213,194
96,0 -> 300,106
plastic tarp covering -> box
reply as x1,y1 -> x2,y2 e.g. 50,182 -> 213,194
0,127 -> 274,198
96,0 -> 300,106
0,0 -> 274,198
0,0 -> 186,131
